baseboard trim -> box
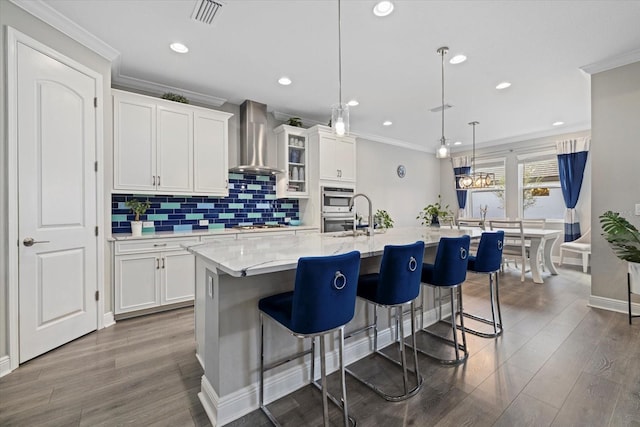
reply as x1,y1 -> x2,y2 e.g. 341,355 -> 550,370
202,304 -> 451,426
0,355 -> 12,378
588,294 -> 640,316
102,312 -> 115,328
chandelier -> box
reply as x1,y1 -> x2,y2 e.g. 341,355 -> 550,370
331,0 -> 349,136
435,46 -> 450,159
456,121 -> 495,189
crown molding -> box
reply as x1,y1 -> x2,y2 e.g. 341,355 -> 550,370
580,48 -> 640,75
450,120 -> 591,154
10,0 -> 120,61
354,131 -> 432,153
112,71 -> 228,108
272,111 -> 325,128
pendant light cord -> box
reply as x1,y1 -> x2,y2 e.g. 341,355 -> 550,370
441,48 -> 445,144
338,0 -> 343,105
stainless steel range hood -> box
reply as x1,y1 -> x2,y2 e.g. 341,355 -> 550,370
229,100 -> 283,175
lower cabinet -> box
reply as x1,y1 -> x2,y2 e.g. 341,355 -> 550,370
114,237 -> 199,315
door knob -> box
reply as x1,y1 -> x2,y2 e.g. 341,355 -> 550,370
23,237 -> 50,247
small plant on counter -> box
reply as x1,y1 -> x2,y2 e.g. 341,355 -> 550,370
161,92 -> 189,104
417,195 -> 453,227
374,209 -> 394,230
600,210 -> 640,263
125,198 -> 151,222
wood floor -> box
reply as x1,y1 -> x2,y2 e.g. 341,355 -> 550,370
2,265 -> 639,426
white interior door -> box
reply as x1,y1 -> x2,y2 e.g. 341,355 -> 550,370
17,41 -> 98,363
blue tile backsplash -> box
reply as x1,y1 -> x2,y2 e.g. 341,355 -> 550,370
111,174 -> 300,234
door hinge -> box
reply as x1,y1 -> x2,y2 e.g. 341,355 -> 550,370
95,290 -> 99,301
94,97 -> 98,108
95,226 -> 99,236
94,161 -> 98,172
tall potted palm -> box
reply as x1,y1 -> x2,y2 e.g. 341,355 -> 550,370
600,211 -> 640,307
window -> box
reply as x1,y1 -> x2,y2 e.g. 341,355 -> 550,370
465,158 -> 506,219
519,156 -> 564,219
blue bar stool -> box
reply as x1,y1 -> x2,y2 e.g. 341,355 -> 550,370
413,235 -> 471,365
258,251 -> 360,427
463,231 -> 505,338
345,241 -> 425,401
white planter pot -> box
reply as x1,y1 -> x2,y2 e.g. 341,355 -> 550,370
629,262 -> 640,294
131,221 -> 143,237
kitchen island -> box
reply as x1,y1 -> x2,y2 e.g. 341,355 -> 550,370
187,226 -> 480,426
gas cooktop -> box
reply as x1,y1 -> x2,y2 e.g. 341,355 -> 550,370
232,224 -> 287,230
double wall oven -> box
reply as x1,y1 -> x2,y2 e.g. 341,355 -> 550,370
321,186 -> 355,232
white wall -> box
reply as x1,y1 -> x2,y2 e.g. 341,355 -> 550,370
355,138 -> 437,227
591,60 -> 640,302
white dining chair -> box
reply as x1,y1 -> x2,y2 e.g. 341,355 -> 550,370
489,219 -> 527,282
559,229 -> 591,273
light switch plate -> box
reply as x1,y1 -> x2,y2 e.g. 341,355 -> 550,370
635,204 -> 640,216
199,219 -> 209,226
143,221 -> 154,227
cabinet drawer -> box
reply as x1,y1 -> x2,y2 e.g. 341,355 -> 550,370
115,237 -> 200,254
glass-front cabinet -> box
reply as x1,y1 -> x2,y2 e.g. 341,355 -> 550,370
275,124 -> 309,198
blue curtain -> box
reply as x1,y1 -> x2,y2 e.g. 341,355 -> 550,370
557,146 -> 589,242
454,166 -> 471,209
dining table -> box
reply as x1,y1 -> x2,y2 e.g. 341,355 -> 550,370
491,227 -> 562,284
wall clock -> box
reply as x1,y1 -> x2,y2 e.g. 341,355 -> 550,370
397,165 -> 406,178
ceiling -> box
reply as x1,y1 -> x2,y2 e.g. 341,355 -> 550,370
40,0 -> 640,152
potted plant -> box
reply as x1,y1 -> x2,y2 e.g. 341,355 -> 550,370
287,117 -> 303,127
417,195 -> 453,227
601,210 -> 640,290
374,209 -> 394,230
125,198 -> 151,236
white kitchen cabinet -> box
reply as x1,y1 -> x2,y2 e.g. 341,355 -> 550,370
309,125 -> 356,184
194,109 -> 229,196
114,236 -> 199,316
274,124 -> 309,198
113,89 -> 232,196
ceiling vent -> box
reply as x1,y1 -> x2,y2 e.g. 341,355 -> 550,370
191,0 -> 223,25
430,104 -> 453,113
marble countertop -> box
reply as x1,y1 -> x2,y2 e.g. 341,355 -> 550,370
187,226 -> 481,278
109,225 -> 319,241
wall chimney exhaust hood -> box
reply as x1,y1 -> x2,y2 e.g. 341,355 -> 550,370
229,100 -> 283,175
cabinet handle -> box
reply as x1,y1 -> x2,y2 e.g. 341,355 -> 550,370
153,243 -> 168,247
225,179 -> 228,189
157,176 -> 161,186
162,257 -> 165,269
152,175 -> 156,186
156,258 -> 160,269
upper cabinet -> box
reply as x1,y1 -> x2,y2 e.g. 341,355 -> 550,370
274,124 -> 309,198
113,90 -> 232,196
308,125 -> 357,184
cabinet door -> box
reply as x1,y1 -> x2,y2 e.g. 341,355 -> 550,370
113,94 -> 156,191
194,110 -> 228,195
161,251 -> 195,304
115,253 -> 160,314
318,134 -> 338,180
157,106 -> 193,193
335,137 -> 356,182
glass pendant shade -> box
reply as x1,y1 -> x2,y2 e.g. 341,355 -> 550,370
332,103 -> 349,136
435,47 -> 450,159
436,140 -> 450,159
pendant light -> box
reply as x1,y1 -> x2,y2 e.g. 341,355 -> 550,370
331,0 -> 349,136
456,121 -> 495,189
435,47 -> 450,158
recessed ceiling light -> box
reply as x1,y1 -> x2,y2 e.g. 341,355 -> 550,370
496,81 -> 511,90
347,99 -> 359,107
278,77 -> 292,86
552,121 -> 564,126
373,1 -> 394,17
383,120 -> 392,126
450,54 -> 467,64
454,141 -> 462,145
169,42 -> 189,53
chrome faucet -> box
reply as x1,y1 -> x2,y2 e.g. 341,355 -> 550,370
349,193 -> 373,236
